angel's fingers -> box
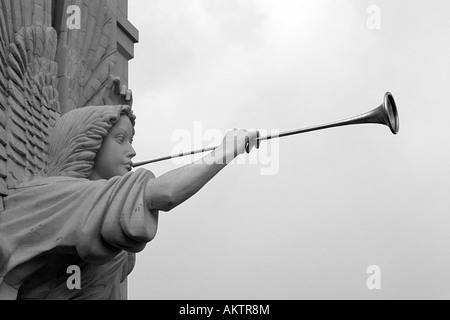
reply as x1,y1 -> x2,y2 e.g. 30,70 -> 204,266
245,136 -> 250,154
256,130 -> 260,149
107,62 -> 116,86
108,61 -> 115,77
126,89 -> 133,101
112,77 -> 121,96
247,130 -> 259,153
120,84 -> 127,97
106,74 -> 114,91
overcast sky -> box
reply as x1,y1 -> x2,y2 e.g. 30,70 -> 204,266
127,0 -> 450,299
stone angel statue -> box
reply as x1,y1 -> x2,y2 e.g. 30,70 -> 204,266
0,74 -> 260,300
0,0 -> 260,300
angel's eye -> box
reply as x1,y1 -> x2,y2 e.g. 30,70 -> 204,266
116,135 -> 125,143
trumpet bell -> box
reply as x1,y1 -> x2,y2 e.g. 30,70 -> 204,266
383,92 -> 400,135
353,92 -> 399,135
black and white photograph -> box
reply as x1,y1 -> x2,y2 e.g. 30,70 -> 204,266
0,0 -> 448,305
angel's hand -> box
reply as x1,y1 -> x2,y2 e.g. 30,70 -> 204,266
102,64 -> 133,106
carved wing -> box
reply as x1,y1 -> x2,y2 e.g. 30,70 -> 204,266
56,0 -> 117,112
0,0 -> 60,197
0,0 -> 116,208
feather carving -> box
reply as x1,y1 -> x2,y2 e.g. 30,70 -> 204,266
57,0 -> 117,113
0,0 -> 120,207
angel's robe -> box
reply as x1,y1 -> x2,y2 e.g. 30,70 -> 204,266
0,168 -> 158,300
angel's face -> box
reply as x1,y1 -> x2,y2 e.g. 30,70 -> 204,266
89,115 -> 136,180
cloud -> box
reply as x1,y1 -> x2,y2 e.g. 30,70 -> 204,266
130,0 -> 268,92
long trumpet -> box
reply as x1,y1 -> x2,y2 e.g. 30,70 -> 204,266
132,92 -> 399,167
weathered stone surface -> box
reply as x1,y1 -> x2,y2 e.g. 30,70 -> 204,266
0,144 -> 7,160
0,69 -> 7,91
0,109 -> 6,128
0,0 -> 139,300
6,156 -> 25,186
0,89 -> 6,109
0,178 -> 7,196
8,132 -> 27,159
41,104 -> 49,119
8,82 -> 26,109
8,44 -> 25,78
0,159 -> 6,178
8,121 -> 27,145
7,66 -> 23,89
0,125 -> 6,146
7,97 -> 26,122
